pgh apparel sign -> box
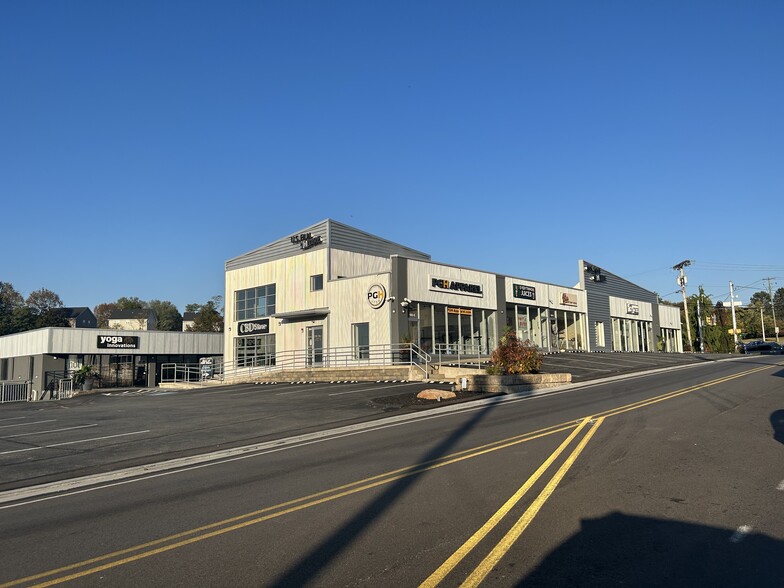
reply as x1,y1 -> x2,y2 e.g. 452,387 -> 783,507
429,277 -> 483,298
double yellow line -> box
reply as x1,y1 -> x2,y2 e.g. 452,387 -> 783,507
2,363 -> 774,587
421,416 -> 604,587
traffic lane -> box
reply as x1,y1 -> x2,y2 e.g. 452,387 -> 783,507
493,366 -> 784,587
1,358 -> 781,586
0,380 -> 453,491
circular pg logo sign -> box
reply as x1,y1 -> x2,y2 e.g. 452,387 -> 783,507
367,284 -> 387,309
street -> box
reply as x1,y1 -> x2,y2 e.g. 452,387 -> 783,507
1,355 -> 782,587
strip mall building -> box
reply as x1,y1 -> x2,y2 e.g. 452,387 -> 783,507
224,219 -> 682,368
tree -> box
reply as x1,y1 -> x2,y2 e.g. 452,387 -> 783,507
93,302 -> 119,328
148,299 -> 182,331
26,288 -> 69,329
0,282 -> 25,335
186,296 -> 224,333
115,297 -> 145,310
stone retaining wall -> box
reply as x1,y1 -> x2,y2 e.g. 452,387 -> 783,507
459,373 -> 572,394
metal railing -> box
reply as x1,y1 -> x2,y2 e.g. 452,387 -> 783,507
0,381 -> 32,403
161,343 -> 433,384
432,343 -> 489,369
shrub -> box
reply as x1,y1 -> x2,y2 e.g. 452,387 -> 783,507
488,328 -> 543,375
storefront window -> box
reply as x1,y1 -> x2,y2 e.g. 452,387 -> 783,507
235,334 -> 276,367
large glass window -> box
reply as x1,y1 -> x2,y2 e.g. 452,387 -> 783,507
235,334 -> 276,367
235,284 -> 276,321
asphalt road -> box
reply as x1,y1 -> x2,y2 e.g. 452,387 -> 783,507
1,354 -> 782,586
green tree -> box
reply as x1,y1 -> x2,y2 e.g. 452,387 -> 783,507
115,297 -> 145,310
186,296 -> 224,333
147,300 -> 182,331
26,288 -> 69,329
0,282 -> 25,335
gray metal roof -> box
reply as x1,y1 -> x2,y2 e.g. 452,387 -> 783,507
225,218 -> 431,271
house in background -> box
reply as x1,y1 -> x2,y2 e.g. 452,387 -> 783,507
182,311 -> 197,331
59,307 -> 97,329
108,309 -> 158,331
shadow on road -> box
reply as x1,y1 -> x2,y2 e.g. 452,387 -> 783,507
269,398 -> 501,587
771,410 -> 784,445
518,512 -> 784,587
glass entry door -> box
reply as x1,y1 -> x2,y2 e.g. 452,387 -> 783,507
307,326 -> 323,366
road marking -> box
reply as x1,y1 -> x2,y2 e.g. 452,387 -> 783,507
0,417 -> 27,423
0,420 -> 56,430
461,417 -> 605,588
730,525 -> 752,543
1,424 -> 98,439
0,363 -> 775,586
0,423 -> 579,587
419,418 -> 594,588
0,431 -> 150,455
328,382 -> 427,396
777,479 -> 784,491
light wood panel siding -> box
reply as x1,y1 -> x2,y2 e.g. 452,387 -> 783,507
658,304 -> 681,329
406,260 -> 497,309
326,274 -> 391,349
609,296 -> 653,320
330,249 -> 391,279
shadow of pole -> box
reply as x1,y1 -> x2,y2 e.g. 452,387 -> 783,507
771,409 -> 784,445
269,399 -> 501,587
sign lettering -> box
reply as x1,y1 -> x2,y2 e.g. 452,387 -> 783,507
513,284 -> 536,300
429,277 -> 483,297
97,335 -> 139,349
238,319 -> 270,335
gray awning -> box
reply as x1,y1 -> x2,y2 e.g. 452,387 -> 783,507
272,308 -> 330,321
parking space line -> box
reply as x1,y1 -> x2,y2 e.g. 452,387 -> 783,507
328,382 -> 420,396
0,420 -> 56,430
1,424 -> 98,439
0,417 -> 28,423
0,430 -> 150,456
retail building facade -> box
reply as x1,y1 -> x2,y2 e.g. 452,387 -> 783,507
224,219 -> 683,368
0,328 -> 223,391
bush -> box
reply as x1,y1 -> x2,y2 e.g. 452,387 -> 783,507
488,328 -> 543,375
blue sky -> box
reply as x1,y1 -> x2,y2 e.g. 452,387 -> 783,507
2,1 -> 782,312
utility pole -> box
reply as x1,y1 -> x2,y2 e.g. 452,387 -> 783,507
696,296 -> 704,352
673,260 -> 693,352
766,277 -> 779,343
729,281 -> 739,348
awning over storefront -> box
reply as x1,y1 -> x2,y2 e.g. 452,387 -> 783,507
272,308 -> 330,322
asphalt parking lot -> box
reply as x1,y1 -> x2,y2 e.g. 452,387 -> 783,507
0,352 -> 739,494
539,351 -> 734,382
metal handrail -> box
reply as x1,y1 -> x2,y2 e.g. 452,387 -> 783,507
160,343 -> 433,384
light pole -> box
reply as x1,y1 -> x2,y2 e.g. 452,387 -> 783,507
729,281 -> 739,348
673,260 -> 693,352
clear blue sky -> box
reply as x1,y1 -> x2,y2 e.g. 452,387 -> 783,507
2,1 -> 782,313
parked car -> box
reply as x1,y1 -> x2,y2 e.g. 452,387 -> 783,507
740,341 -> 782,354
